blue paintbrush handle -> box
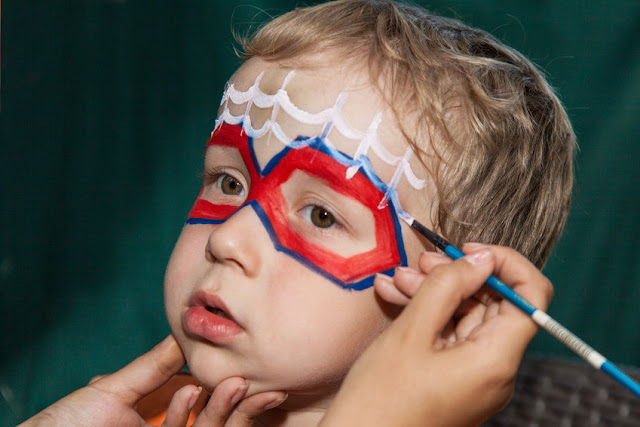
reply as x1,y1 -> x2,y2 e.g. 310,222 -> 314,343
444,244 -> 640,399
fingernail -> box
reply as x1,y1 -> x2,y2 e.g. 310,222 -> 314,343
264,394 -> 288,410
231,384 -> 248,406
188,386 -> 202,410
374,273 -> 394,284
396,266 -> 421,275
465,249 -> 491,265
421,250 -> 447,258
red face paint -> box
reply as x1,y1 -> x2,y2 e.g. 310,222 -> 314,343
187,123 -> 407,290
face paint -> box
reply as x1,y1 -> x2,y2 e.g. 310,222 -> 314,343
218,70 -> 427,199
187,122 -> 408,290
187,69 -> 428,290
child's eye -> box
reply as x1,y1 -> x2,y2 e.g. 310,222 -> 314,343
204,167 -> 247,199
217,174 -> 244,196
300,205 -> 339,229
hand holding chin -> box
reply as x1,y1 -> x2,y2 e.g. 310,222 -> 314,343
19,335 -> 186,427
19,335 -> 286,427
164,376 -> 287,427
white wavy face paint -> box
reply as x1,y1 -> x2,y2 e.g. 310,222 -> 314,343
216,69 -> 427,210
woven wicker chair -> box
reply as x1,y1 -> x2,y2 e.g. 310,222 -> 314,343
483,357 -> 640,426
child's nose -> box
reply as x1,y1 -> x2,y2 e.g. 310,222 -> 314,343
204,203 -> 271,277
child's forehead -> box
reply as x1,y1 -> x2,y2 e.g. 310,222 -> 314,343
219,57 -> 430,212
228,61 -> 390,146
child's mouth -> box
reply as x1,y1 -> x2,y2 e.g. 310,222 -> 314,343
206,306 -> 231,320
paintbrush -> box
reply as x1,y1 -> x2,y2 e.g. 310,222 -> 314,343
398,210 -> 640,399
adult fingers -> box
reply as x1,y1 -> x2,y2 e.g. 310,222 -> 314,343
392,267 -> 427,298
375,251 -> 452,305
398,248 -> 497,344
477,244 -> 554,311
225,391 -> 288,426
453,298 -> 488,340
462,244 -> 554,359
419,248 -> 501,306
193,377 -> 287,427
162,385 -> 202,427
417,251 -> 452,273
91,335 -> 186,406
373,273 -> 411,305
193,377 -> 246,426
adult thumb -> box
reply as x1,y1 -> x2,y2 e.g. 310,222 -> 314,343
91,335 -> 187,406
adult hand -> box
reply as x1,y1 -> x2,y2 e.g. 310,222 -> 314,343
20,335 -> 286,427
320,244 -> 553,426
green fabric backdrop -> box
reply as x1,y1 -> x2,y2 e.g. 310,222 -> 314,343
1,1 -> 638,424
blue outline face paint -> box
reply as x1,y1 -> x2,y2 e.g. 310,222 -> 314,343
187,68 -> 431,290
187,122 -> 408,290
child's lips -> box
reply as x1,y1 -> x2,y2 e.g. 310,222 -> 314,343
183,290 -> 244,344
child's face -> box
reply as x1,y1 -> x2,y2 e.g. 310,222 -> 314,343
164,56 -> 431,402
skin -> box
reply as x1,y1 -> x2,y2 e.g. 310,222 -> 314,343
20,244 -> 553,426
323,244 -> 553,426
163,55 -> 431,425
19,55 -> 554,427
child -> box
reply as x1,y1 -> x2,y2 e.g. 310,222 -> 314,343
161,0 -> 573,424
22,1 -> 575,425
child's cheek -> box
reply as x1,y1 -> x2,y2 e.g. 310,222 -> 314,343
163,226 -> 211,333
401,226 -> 429,269
267,257 -> 312,311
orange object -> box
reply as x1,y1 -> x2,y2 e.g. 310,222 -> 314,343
145,409 -> 198,426
136,373 -> 206,426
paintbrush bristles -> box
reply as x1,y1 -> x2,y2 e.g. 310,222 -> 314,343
409,219 -> 450,251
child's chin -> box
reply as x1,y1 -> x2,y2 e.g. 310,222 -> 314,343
186,357 -> 236,389
187,360 -> 283,397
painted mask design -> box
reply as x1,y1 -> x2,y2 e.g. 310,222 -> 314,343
187,122 -> 408,290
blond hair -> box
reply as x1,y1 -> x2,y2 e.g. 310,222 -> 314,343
240,0 -> 575,268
